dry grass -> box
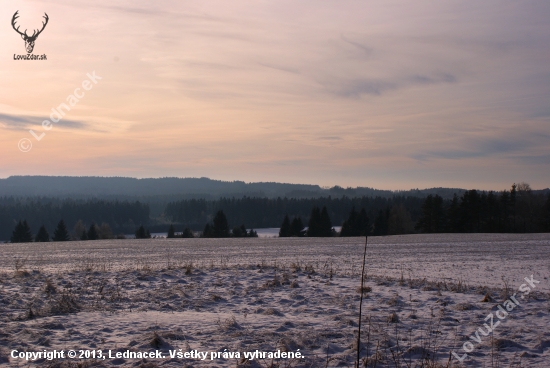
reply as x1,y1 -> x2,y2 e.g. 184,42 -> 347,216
356,286 -> 372,294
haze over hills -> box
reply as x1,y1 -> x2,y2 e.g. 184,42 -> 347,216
0,176 -> 477,200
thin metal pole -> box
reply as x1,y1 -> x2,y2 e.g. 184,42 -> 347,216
356,235 -> 368,368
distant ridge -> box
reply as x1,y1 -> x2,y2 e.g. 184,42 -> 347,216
0,175 -> 479,200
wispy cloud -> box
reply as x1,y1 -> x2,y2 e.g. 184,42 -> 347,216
321,73 -> 457,98
0,113 -> 87,130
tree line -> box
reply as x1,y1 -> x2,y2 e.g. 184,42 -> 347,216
415,183 -> 550,233
164,210 -> 259,239
0,199 -> 150,241
3,183 -> 549,242
165,195 -> 425,232
9,219 -> 141,243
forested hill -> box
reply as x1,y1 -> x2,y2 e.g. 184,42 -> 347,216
1,181 -> 548,241
0,176 -> 468,200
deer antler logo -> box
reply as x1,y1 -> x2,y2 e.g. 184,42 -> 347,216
12,11 -> 49,54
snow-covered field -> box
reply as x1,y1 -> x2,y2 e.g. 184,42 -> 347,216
0,234 -> 549,367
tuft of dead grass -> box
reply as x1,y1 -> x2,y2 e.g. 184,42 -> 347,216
48,291 -> 81,315
387,312 -> 400,323
356,286 -> 372,294
44,279 -> 57,295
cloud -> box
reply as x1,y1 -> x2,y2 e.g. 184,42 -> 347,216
0,113 -> 87,130
340,35 -> 373,56
0,114 -> 31,129
412,133 -> 546,162
515,154 -> 550,165
257,62 -> 300,75
322,73 -> 457,98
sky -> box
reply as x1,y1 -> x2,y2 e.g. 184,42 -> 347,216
1,0 -> 549,190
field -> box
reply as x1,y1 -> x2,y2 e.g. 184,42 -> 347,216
1,234 -> 549,367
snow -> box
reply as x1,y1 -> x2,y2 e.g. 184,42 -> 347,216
0,233 -> 549,367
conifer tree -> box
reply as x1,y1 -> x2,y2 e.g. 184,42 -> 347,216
232,225 -> 244,237
87,223 -> 98,240
340,207 -> 358,237
373,208 -> 390,236
80,229 -> 88,241
11,220 -> 33,243
181,227 -> 194,238
212,210 -> 230,238
307,207 -> 322,237
415,195 -> 445,233
279,215 -> 291,237
341,207 -> 369,236
202,223 -> 212,238
52,220 -> 71,242
290,217 -> 304,237
356,208 -> 369,236
447,194 -> 460,232
167,224 -> 176,238
319,206 -> 333,237
135,225 -> 151,239
35,225 -> 50,242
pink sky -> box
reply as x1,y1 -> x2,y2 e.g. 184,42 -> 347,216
1,0 -> 549,190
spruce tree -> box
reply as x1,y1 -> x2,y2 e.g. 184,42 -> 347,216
80,229 -> 88,241
279,215 -> 291,237
307,207 -> 322,237
510,183 -> 517,231
11,220 -> 33,243
202,223 -> 212,238
356,209 -> 369,236
35,225 -> 50,242
340,207 -> 358,237
415,195 -> 445,233
319,206 -> 333,237
10,221 -> 20,243
232,226 -> 244,237
373,208 -> 390,236
52,220 -> 71,242
181,227 -> 194,238
135,225 -> 150,239
341,207 -> 369,237
232,224 -> 248,237
22,221 -> 33,242
167,224 -> 176,238
212,210 -> 230,238
290,217 -> 304,237
87,223 -> 98,240
447,194 -> 460,232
